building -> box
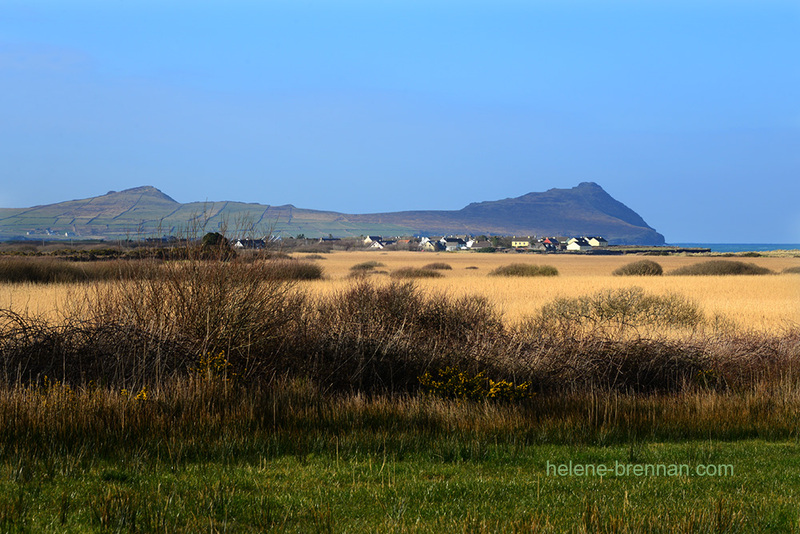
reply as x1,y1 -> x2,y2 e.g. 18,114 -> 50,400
566,237 -> 592,251
440,237 -> 467,251
233,238 -> 266,249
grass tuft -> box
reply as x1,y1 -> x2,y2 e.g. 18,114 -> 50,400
390,267 -> 443,279
489,263 -> 558,277
669,260 -> 773,276
422,262 -> 452,270
612,259 -> 663,276
350,260 -> 384,271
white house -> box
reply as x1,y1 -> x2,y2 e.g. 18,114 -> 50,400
566,237 -> 592,251
441,237 -> 467,251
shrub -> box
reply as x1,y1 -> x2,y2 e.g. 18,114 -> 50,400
534,286 -> 704,335
309,281 -> 502,391
201,232 -> 229,249
0,257 -> 140,284
465,266 -> 479,270
612,260 -> 663,276
350,261 -> 384,271
669,260 -> 772,276
422,262 -> 452,270
489,263 -> 558,277
390,267 -> 443,279
0,258 -> 307,387
262,259 -> 323,280
782,266 -> 800,274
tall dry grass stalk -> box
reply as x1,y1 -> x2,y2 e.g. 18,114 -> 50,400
3,372 -> 800,463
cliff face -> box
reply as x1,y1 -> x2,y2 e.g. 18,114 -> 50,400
0,183 -> 665,245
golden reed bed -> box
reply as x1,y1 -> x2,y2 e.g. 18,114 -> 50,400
2,251 -> 798,332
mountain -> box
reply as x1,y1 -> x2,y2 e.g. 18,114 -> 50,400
0,183 -> 665,245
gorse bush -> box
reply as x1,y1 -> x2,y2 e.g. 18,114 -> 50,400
419,366 -> 533,401
669,260 -> 773,276
612,260 -> 663,276
489,263 -> 558,277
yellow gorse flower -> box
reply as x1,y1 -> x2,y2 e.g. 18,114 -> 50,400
419,367 -> 534,401
193,351 -> 238,383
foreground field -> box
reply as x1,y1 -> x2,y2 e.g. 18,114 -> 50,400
3,440 -> 798,532
3,377 -> 800,532
0,250 -> 799,531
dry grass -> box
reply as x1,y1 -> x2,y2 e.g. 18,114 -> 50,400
3,251 -> 799,331
295,251 -> 800,331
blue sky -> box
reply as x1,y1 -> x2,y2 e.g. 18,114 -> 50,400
1,1 -> 798,242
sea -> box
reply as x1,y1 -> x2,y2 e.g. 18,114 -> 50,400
671,243 -> 800,253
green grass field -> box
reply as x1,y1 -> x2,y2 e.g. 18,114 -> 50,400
3,435 -> 799,532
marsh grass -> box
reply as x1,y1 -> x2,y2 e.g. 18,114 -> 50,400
490,263 -> 558,277
1,263 -> 798,397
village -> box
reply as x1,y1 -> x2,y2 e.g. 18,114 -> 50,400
363,235 -> 608,252
230,234 -> 612,252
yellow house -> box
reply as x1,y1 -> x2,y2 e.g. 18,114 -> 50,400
511,238 -> 531,248
587,236 -> 608,247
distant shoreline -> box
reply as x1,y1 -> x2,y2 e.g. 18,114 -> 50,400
670,243 -> 800,253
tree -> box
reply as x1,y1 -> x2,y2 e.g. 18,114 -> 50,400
201,232 -> 229,249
